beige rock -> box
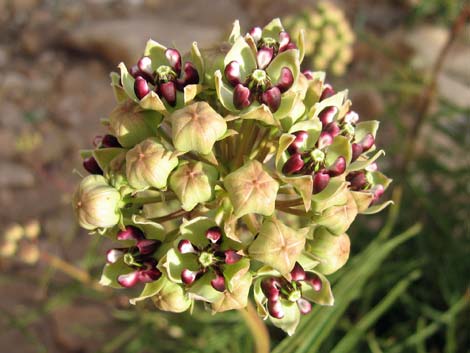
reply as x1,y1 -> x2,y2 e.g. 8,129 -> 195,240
0,162 -> 35,188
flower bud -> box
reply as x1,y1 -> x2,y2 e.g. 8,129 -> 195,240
309,230 -> 350,275
278,31 -> 291,52
297,298 -> 312,315
165,48 -> 182,73
347,171 -> 367,190
320,83 -> 335,101
137,262 -> 162,283
313,172 -> 330,194
151,279 -> 192,313
303,70 -> 314,80
261,278 -> 281,301
106,248 -> 124,263
324,122 -> 340,138
117,225 -> 145,241
360,133 -> 375,152
224,249 -> 242,264
136,239 -> 160,255
249,27 -> 262,42
268,299 -> 284,319
73,175 -> 121,230
160,81 -> 177,106
257,47 -> 274,69
178,239 -> 197,254
282,153 -> 304,175
261,86 -> 281,112
181,269 -> 198,284
318,106 -> 338,126
277,67 -> 294,93
351,143 -> 363,162
344,110 -> 359,124
371,184 -> 385,204
205,226 -> 222,244
233,84 -> 252,110
117,271 -> 140,288
101,134 -> 121,148
134,76 -> 151,100
317,131 -> 333,148
327,156 -> 346,177
182,62 -> 199,85
288,130 -> 308,154
306,273 -> 322,291
224,60 -> 241,86
83,156 -> 103,175
290,262 -> 306,281
211,273 -> 226,292
137,56 -> 153,75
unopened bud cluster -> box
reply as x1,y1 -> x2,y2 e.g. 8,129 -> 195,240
73,18 -> 391,335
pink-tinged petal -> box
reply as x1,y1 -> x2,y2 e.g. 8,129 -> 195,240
130,65 -> 140,78
278,31 -> 291,52
281,42 -> 297,51
327,156 -> 346,177
106,248 -> 125,263
297,298 -> 312,315
178,239 -> 197,254
210,273 -> 226,292
324,122 -> 340,138
290,262 -> 306,281
93,135 -> 103,147
320,83 -> 335,101
261,86 -> 281,112
306,273 -> 322,291
181,269 -> 198,285
224,60 -> 241,86
117,226 -> 145,241
303,70 -> 314,80
371,184 -> 385,204
351,143 -> 363,162
165,48 -> 182,74
277,67 -> 294,93
344,110 -> 359,124
233,84 -> 252,110
160,81 -> 177,106
136,239 -> 160,255
347,171 -> 367,191
183,62 -> 199,85
268,299 -> 284,319
83,157 -> 103,175
261,278 -> 281,301
288,130 -> 309,154
205,226 -> 222,244
224,249 -> 242,264
313,172 -> 330,194
138,266 -> 162,283
360,133 -> 375,152
249,27 -> 262,42
318,106 -> 338,126
137,56 -> 153,75
366,162 -> 378,172
317,132 -> 333,149
134,76 -> 150,100
117,271 -> 140,288
101,134 -> 121,148
282,153 -> 304,175
257,47 -> 274,69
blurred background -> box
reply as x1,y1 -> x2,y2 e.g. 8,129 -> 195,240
0,0 -> 469,352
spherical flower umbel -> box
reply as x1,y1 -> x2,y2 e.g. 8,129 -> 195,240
74,17 -> 392,335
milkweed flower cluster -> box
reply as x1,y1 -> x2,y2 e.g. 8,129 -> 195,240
73,18 -> 391,335
284,2 -> 355,76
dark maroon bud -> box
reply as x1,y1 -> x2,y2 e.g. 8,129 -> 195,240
83,156 -> 103,175
249,27 -> 262,42
138,262 -> 162,283
117,271 -> 140,288
183,62 -> 199,85
317,131 -> 333,148
306,273 -> 322,291
224,60 -> 241,86
351,143 -> 363,162
101,134 -> 121,148
297,298 -> 312,315
347,171 -> 367,191
261,278 -> 281,301
233,84 -> 252,110
327,156 -> 346,177
324,122 -> 340,137
303,70 -> 314,80
106,248 -> 124,263
210,273 -> 226,292
165,48 -> 182,74
277,67 -> 294,93
344,110 -> 359,124
278,31 -> 291,52
117,226 -> 145,241
130,65 -> 140,78
137,56 -> 153,76
206,226 -> 222,244
267,299 -> 284,319
290,262 -> 306,281
134,76 -> 150,100
136,239 -> 160,255
178,239 -> 197,254
93,135 -> 103,148
320,83 -> 335,101
282,153 -> 304,175
313,172 -> 330,194
371,184 -> 385,204
261,86 -> 281,112
360,133 -> 375,152
181,269 -> 198,285
319,106 -> 338,126
160,81 -> 177,106
224,249 -> 242,264
288,130 -> 309,154
282,42 -> 297,51
257,47 -> 274,69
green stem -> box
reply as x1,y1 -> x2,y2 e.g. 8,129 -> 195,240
125,194 -> 177,205
239,301 -> 271,353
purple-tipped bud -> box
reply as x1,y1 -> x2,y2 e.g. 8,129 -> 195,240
268,299 -> 284,319
93,135 -> 103,147
257,47 -> 274,69
117,271 -> 140,288
130,65 -> 140,78
261,86 -> 281,112
224,249 -> 242,264
319,106 -> 338,126
165,48 -> 182,74
317,132 -> 334,149
210,273 -> 226,292
138,262 -> 162,283
313,172 -> 330,194
371,184 -> 385,204
320,84 -> 335,101
306,273 -> 322,291
224,60 -> 241,86
181,269 -> 198,285
297,298 -> 312,315
277,67 -> 294,93
233,84 -> 252,110
205,226 -> 222,244
344,110 -> 359,124
178,239 -> 197,254
83,156 -> 103,175
360,133 -> 375,152
136,239 -> 160,255
347,171 -> 367,191
249,27 -> 262,42
160,81 -> 177,106
182,62 -> 199,85
282,153 -> 304,175
303,70 -> 314,80
117,226 -> 145,241
282,42 -> 297,51
106,248 -> 124,263
101,134 -> 121,148
290,262 -> 306,281
278,31 -> 291,52
324,122 -> 340,138
351,143 -> 363,162
261,278 -> 282,301
134,76 -> 150,100
137,56 -> 153,76
328,156 -> 346,177
288,130 -> 309,154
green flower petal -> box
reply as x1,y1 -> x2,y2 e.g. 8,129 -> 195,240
224,36 -> 257,81
99,258 -> 133,289
212,272 -> 252,313
301,271 -> 334,306
266,49 -> 300,86
270,299 -> 300,336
